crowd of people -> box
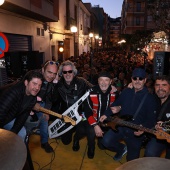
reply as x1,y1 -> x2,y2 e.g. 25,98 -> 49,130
0,48 -> 169,169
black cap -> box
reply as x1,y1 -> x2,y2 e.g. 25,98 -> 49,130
132,68 -> 146,78
98,72 -> 112,79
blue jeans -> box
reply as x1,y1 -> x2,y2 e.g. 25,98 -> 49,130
36,102 -> 49,144
101,127 -> 144,161
145,137 -> 170,159
4,119 -> 26,141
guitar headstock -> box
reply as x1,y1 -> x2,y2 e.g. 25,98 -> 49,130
63,115 -> 76,126
155,129 -> 170,143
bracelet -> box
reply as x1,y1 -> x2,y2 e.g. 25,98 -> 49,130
118,106 -> 121,110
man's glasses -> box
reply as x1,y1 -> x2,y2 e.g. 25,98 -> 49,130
132,77 -> 144,81
44,61 -> 59,67
62,70 -> 73,74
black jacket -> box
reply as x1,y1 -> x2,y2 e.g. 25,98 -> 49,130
84,85 -> 119,125
0,81 -> 37,133
52,76 -> 93,113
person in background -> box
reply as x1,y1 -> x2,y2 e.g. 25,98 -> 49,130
100,68 -> 157,161
145,75 -> 170,158
72,72 -> 118,159
35,60 -> 58,153
52,60 -> 93,145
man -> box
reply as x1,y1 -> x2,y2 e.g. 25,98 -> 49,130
52,60 -> 93,145
0,70 -> 43,135
35,60 -> 58,153
100,68 -> 157,161
73,72 -> 118,159
145,75 -> 170,158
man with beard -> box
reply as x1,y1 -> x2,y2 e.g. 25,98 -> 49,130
100,68 -> 157,161
145,75 -> 170,158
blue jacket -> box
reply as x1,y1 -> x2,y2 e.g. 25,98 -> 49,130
105,86 -> 157,129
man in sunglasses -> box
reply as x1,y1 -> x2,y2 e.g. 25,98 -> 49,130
52,60 -> 93,146
33,60 -> 58,153
100,67 -> 157,162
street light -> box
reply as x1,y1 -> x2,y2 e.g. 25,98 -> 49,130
0,0 -> 5,6
70,26 -> 77,58
95,35 -> 99,52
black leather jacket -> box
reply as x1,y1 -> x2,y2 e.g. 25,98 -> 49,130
0,81 -> 37,133
37,81 -> 55,109
52,76 -> 93,113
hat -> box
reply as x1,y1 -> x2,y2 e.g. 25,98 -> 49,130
132,68 -> 146,78
98,72 -> 112,79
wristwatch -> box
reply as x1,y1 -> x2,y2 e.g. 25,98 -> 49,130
93,124 -> 98,127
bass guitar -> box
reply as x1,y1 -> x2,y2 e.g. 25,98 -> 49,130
102,116 -> 170,143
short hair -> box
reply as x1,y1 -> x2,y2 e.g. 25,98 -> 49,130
23,70 -> 44,82
58,60 -> 77,76
155,75 -> 170,84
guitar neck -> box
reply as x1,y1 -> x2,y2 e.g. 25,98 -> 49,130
38,106 -> 62,119
116,119 -> 156,135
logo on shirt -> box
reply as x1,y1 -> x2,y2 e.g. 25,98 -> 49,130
166,113 -> 170,118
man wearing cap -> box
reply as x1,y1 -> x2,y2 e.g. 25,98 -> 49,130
100,68 -> 157,161
72,71 -> 118,159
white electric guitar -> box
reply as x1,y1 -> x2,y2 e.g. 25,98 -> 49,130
48,90 -> 90,138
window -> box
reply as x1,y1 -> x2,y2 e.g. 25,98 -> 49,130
147,15 -> 152,22
37,28 -> 40,36
136,2 -> 141,12
41,29 -> 44,36
136,17 -> 140,25
37,28 -> 45,36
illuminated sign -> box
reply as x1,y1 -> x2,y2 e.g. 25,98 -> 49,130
0,32 -> 9,58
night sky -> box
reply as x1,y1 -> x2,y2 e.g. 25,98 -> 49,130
82,0 -> 124,18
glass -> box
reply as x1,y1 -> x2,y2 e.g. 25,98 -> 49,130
62,70 -> 73,74
44,61 -> 59,67
132,77 -> 144,81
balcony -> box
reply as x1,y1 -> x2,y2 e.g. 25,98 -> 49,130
0,0 -> 58,22
126,21 -> 145,27
126,7 -> 145,13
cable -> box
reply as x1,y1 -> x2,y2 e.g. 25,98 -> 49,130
79,143 -> 88,170
31,139 -> 59,170
39,140 -> 59,170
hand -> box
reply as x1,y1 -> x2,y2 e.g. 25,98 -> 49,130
128,82 -> 133,89
134,125 -> 144,136
94,125 -> 104,137
37,96 -> 42,102
155,121 -> 163,130
43,113 -> 49,121
110,106 -> 121,114
111,85 -> 117,92
30,111 -> 34,115
100,115 -> 107,122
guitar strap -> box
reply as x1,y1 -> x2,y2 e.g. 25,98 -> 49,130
133,93 -> 148,121
157,99 -> 170,121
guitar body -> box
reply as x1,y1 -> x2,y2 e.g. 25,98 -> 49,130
102,116 -> 170,143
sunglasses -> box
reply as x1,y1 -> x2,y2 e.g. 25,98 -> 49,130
132,77 -> 144,81
44,61 -> 59,67
62,70 -> 73,74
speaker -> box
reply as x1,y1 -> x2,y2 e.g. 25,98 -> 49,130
4,52 -> 22,78
0,67 -> 8,87
153,51 -> 170,79
4,51 -> 44,78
